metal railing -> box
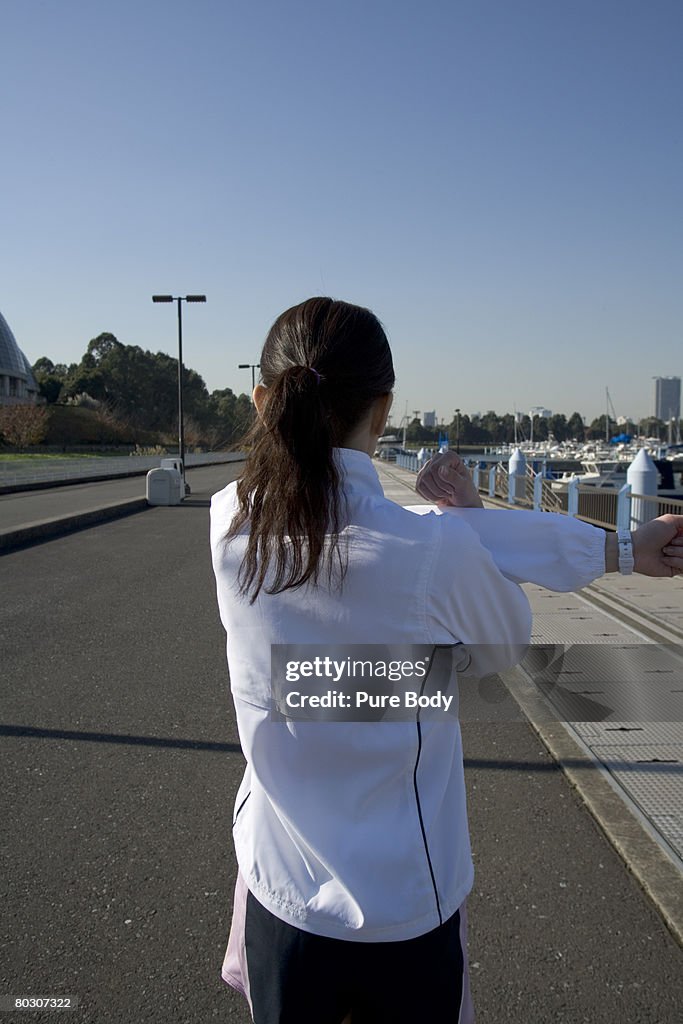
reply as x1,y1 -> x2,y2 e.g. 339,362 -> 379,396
393,454 -> 683,531
482,462 -> 556,510
538,477 -> 564,514
396,453 -> 421,473
630,493 -> 683,518
574,489 -> 619,530
494,463 -> 509,497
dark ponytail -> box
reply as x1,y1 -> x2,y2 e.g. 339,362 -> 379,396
227,297 -> 395,602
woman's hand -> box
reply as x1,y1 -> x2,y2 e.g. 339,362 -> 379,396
416,452 -> 484,509
633,515 -> 683,577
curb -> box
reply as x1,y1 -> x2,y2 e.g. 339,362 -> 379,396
499,665 -> 683,947
0,499 -> 149,553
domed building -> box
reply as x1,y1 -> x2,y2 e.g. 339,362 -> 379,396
0,310 -> 39,405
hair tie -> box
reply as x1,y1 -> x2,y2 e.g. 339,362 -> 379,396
309,367 -> 323,385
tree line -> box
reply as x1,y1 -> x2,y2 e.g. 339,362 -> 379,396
27,334 -> 677,450
401,411 -> 674,446
32,333 -> 254,448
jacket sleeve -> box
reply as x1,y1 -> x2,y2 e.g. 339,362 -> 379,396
426,513 -> 532,678
407,504 -> 606,592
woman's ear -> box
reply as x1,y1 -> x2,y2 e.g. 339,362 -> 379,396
253,383 -> 268,419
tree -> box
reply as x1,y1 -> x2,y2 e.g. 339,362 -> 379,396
87,332 -> 123,363
548,413 -> 568,442
480,411 -> 502,442
62,367 -> 107,402
66,334 -> 210,434
587,414 -> 616,440
36,375 -> 64,404
533,415 -> 549,441
640,417 -> 665,439
567,412 -> 585,441
32,356 -> 55,375
32,332 -> 256,446
460,414 -> 489,444
0,404 -> 49,446
405,417 -> 433,444
32,357 -> 68,404
499,413 -> 516,443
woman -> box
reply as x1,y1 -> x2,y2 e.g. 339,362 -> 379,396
210,297 -> 683,1024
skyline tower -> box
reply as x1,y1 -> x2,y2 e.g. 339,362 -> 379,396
653,376 -> 681,422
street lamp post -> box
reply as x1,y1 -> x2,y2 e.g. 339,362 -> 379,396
455,408 -> 461,453
152,294 -> 206,494
238,363 -> 261,395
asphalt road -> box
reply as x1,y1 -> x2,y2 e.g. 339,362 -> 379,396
1,465 -> 681,1023
2,466 -> 251,1023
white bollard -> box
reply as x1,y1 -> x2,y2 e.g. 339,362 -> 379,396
488,466 -> 497,497
533,472 -> 543,511
567,478 -> 579,517
508,447 -> 527,505
627,449 -> 658,528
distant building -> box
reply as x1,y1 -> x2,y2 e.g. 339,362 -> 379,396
422,410 -> 436,428
0,311 -> 38,405
654,376 -> 681,422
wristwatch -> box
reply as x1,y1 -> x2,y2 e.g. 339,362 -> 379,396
617,529 -> 634,575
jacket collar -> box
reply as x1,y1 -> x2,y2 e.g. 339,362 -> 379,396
334,447 -> 385,498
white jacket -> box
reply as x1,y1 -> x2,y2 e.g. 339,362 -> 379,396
210,448 -> 605,941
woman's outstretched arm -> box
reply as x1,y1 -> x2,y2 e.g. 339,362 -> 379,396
414,451 -> 683,587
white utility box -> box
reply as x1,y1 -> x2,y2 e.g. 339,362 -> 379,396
146,467 -> 183,506
160,457 -> 184,474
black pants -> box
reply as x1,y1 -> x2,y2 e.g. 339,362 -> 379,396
243,887 -> 468,1024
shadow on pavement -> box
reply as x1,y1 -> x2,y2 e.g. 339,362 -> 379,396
0,723 -> 242,753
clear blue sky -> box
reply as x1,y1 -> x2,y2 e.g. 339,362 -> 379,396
2,0 -> 681,423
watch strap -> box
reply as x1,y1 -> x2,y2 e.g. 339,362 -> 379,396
617,529 -> 634,575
